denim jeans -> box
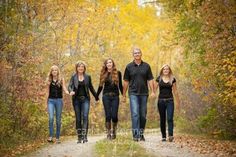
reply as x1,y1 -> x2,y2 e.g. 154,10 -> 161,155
102,95 -> 119,123
129,95 -> 148,139
158,98 -> 174,138
72,98 -> 90,138
48,98 -> 63,139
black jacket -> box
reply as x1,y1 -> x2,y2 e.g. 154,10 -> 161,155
68,73 -> 98,100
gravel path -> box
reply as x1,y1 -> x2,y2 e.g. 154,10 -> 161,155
139,133 -> 209,157
24,132 -> 217,157
24,135 -> 104,157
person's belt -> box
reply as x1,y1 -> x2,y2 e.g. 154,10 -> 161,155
159,98 -> 173,101
77,96 -> 86,101
104,92 -> 117,96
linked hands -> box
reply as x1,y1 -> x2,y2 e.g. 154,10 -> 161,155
69,91 -> 75,96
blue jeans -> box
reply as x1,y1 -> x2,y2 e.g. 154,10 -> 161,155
48,98 -> 63,139
72,98 -> 90,138
158,98 -> 174,138
129,95 -> 148,139
102,95 -> 119,123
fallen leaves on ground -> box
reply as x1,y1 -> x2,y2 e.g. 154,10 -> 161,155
175,134 -> 236,157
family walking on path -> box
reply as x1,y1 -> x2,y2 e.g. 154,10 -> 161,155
45,47 -> 180,144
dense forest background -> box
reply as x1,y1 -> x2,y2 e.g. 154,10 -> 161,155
0,0 -> 235,155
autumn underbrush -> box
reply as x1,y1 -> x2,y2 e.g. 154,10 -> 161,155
0,99 -> 76,157
175,105 -> 236,141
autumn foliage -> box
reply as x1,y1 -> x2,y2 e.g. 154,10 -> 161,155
0,0 -> 235,156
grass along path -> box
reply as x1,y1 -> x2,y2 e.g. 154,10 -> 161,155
95,134 -> 156,157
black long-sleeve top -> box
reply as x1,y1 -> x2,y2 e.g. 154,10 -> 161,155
68,73 -> 98,101
97,71 -> 123,97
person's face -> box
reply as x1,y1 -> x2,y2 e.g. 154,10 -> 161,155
106,59 -> 113,70
51,67 -> 58,77
133,49 -> 142,60
77,64 -> 85,74
163,66 -> 170,76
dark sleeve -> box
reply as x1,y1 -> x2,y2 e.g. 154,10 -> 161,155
88,76 -> 98,101
123,66 -> 130,81
96,86 -> 103,99
173,77 -> 176,84
147,65 -> 154,80
156,76 -> 160,83
68,75 -> 74,92
118,71 -> 123,95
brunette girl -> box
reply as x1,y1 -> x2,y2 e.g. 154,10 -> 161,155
97,58 -> 123,140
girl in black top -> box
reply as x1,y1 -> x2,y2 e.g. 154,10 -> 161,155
155,64 -> 180,142
97,58 -> 123,140
68,61 -> 98,143
46,65 -> 69,143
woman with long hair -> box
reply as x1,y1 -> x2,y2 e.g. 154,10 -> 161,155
155,64 -> 180,142
68,61 -> 98,143
46,65 -> 69,143
97,58 -> 123,140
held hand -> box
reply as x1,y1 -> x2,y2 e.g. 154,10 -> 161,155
95,100 -> 99,105
69,91 -> 75,96
65,90 -> 70,95
150,92 -> 156,99
122,96 -> 126,103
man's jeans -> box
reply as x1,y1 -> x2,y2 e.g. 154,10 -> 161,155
48,98 -> 63,139
73,98 -> 90,138
158,98 -> 174,138
129,95 -> 148,139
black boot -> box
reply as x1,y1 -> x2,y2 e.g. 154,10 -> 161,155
81,128 -> 88,143
82,134 -> 88,143
77,129 -> 82,143
111,122 -> 117,140
105,122 -> 111,140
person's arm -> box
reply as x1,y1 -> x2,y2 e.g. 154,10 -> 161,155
172,82 -> 180,111
148,79 -> 155,97
68,75 -> 75,96
96,85 -> 103,100
147,65 -> 155,97
122,80 -> 129,102
122,66 -> 129,102
88,76 -> 98,101
154,81 -> 159,94
118,71 -> 123,95
62,78 -> 69,95
45,81 -> 50,110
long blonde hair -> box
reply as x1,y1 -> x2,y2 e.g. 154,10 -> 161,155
159,64 -> 174,85
99,58 -> 119,86
46,65 -> 62,86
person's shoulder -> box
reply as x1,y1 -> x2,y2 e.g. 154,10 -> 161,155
85,73 -> 91,78
173,77 -> 176,83
126,61 -> 134,67
71,73 -> 77,78
142,61 -> 151,67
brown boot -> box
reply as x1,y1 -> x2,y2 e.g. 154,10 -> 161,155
105,122 -> 111,140
111,122 -> 117,140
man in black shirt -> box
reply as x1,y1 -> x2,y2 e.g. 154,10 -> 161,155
123,47 -> 155,141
